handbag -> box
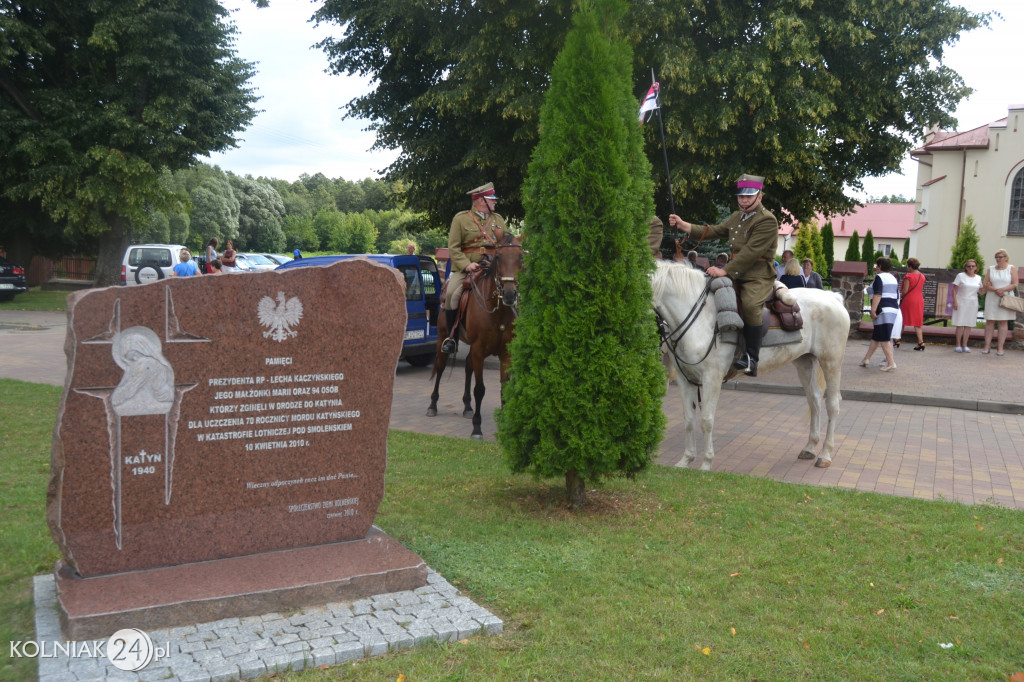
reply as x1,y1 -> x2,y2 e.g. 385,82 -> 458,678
998,294 -> 1024,313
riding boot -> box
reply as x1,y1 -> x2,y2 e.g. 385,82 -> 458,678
734,324 -> 763,377
441,309 -> 458,354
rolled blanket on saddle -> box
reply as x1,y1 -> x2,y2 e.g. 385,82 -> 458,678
710,277 -> 744,331
711,278 -> 800,333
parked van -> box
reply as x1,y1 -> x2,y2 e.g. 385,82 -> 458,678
121,244 -> 191,285
275,254 -> 441,366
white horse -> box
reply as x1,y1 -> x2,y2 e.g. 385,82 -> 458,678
651,261 -> 849,470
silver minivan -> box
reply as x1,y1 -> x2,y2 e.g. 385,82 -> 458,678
120,244 -> 190,285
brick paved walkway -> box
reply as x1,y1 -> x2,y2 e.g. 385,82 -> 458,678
4,310 -> 1023,510
392,340 -> 1024,510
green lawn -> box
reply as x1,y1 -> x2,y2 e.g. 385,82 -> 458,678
3,378 -> 1023,680
0,287 -> 69,312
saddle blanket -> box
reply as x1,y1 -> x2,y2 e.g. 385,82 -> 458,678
720,327 -> 802,348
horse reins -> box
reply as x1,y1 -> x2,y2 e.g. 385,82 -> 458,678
654,275 -> 720,392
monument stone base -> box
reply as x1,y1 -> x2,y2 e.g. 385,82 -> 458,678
54,527 -> 427,641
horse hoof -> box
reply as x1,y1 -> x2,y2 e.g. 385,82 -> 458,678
797,450 -> 815,460
471,433 -> 483,440
462,409 -> 474,419
814,458 -> 831,468
426,408 -> 437,417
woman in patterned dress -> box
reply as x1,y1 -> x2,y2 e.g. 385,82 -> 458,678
860,257 -> 900,372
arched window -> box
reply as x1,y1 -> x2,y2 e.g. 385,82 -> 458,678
1011,167 -> 1024,236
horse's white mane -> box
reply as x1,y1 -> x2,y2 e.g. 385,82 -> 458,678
651,260 -> 707,305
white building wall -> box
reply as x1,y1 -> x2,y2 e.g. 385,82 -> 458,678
913,106 -> 1024,270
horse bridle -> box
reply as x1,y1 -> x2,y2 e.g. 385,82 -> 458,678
654,274 -> 719,387
470,244 -> 521,316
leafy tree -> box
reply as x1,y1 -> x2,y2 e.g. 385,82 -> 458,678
844,231 -> 861,262
315,0 -> 986,225
862,230 -> 875,265
948,215 -> 984,274
228,175 -> 286,252
387,238 -> 415,254
357,178 -> 389,212
416,227 -> 449,255
312,206 -> 341,250
821,221 -> 835,275
268,178 -> 313,218
333,180 -> 366,213
283,214 -> 318,253
369,209 -> 430,253
0,0 -> 258,285
130,169 -> 191,246
496,0 -> 665,509
873,194 -> 913,203
188,173 -> 240,247
328,212 -> 377,253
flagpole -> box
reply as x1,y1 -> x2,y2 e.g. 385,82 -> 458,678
651,68 -> 675,216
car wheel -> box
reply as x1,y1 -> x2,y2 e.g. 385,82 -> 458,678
135,264 -> 165,285
405,353 -> 434,367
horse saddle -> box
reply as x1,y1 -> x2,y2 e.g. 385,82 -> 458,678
731,280 -> 803,333
765,284 -> 803,332
439,259 -> 493,336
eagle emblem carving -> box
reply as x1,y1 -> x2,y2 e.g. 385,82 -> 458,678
257,291 -> 303,342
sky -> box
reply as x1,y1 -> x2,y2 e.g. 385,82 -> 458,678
204,0 -> 1021,202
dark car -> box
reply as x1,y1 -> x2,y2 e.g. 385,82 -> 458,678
0,256 -> 28,301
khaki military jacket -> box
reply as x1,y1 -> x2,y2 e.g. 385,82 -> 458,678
701,206 -> 779,283
448,209 -> 507,272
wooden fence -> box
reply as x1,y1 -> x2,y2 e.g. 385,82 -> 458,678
0,251 -> 97,286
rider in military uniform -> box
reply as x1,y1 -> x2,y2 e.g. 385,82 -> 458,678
441,182 -> 507,353
668,174 -> 778,377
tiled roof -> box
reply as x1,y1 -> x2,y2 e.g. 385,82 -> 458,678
779,202 -> 915,240
911,119 -> 1003,155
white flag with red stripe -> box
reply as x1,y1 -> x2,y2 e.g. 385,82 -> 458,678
637,82 -> 660,123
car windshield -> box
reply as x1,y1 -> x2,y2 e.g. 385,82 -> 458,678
243,254 -> 274,266
129,248 -> 173,268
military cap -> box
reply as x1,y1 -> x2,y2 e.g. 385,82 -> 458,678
735,174 -> 765,196
468,182 -> 498,200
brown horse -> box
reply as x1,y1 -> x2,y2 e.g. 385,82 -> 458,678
426,236 -> 523,438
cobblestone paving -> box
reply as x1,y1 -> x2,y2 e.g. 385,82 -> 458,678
35,569 -> 502,681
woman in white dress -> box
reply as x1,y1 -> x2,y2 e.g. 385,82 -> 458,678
951,259 -> 982,352
982,249 -> 1019,356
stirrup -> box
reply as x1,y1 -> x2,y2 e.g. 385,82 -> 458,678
441,337 -> 457,354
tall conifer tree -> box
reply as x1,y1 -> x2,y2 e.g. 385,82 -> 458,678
821,221 -> 835,276
844,231 -> 860,262
862,230 -> 876,264
948,215 -> 985,273
496,0 -> 665,508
